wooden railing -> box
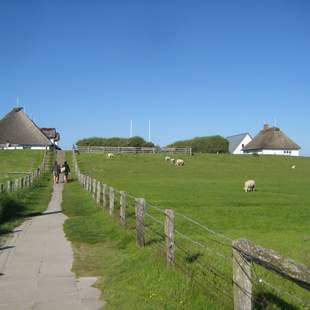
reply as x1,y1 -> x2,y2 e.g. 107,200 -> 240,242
74,145 -> 192,155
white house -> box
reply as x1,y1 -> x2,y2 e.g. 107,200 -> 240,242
226,133 -> 253,155
243,124 -> 300,156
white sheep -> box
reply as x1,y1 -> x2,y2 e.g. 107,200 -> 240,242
170,158 -> 176,164
175,159 -> 185,166
107,153 -> 114,159
165,156 -> 171,162
244,180 -> 256,192
291,165 -> 296,169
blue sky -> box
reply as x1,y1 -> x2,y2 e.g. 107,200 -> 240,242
1,1 -> 309,154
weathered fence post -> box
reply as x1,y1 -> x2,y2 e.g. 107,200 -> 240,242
120,191 -> 126,225
102,184 -> 107,209
165,209 -> 175,265
0,183 -> 4,193
109,187 -> 115,215
88,176 -> 91,192
85,176 -> 89,191
14,179 -> 19,191
92,179 -> 97,199
96,181 -> 101,206
7,180 -> 11,192
232,240 -> 252,310
135,198 -> 145,247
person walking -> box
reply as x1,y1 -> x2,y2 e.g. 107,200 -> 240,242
62,161 -> 70,183
52,160 -> 60,184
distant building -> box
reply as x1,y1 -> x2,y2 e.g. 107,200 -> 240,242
243,124 -> 300,156
226,133 -> 253,154
0,107 -> 60,150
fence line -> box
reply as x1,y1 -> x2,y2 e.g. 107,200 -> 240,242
72,149 -> 310,309
74,145 -> 192,155
0,149 -> 48,194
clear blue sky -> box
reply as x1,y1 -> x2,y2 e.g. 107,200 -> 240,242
1,1 -> 309,154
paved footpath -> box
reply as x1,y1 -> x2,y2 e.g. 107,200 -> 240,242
0,151 -> 104,310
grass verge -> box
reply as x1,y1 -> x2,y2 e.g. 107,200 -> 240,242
62,177 -> 224,309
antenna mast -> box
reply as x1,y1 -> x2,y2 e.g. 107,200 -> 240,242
148,120 -> 151,142
130,120 -> 133,138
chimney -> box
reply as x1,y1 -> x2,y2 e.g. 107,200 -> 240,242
263,123 -> 269,130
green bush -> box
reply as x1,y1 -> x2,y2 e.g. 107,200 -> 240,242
168,135 -> 229,153
76,136 -> 155,147
0,193 -> 24,223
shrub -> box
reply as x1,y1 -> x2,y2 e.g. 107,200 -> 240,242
76,136 -> 155,147
0,193 -> 24,223
168,135 -> 229,153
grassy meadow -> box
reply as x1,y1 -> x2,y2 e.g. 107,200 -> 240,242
0,150 -> 44,183
76,153 -> 310,263
63,178 -> 214,309
71,152 -> 310,309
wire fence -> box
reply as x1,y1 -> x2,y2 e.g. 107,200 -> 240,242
72,150 -> 310,310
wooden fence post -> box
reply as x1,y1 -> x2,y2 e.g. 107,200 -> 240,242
109,187 -> 115,215
92,179 -> 97,199
7,180 -> 11,192
0,183 -> 4,193
135,198 -> 145,247
14,179 -> 19,191
102,184 -> 107,209
120,191 -> 126,225
232,241 -> 252,310
88,177 -> 92,192
165,209 -> 174,265
96,181 -> 101,206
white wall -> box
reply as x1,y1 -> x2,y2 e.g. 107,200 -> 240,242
233,135 -> 252,154
247,149 -> 300,156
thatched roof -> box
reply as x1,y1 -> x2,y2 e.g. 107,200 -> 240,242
0,108 -> 52,146
41,128 -> 60,141
243,125 -> 300,151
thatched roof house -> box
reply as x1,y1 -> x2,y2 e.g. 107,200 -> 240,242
0,107 -> 60,149
243,124 -> 300,156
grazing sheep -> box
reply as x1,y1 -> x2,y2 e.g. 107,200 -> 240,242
107,153 -> 114,159
175,159 -> 185,166
165,156 -> 171,162
244,180 -> 256,192
170,158 -> 176,164
291,165 -> 296,169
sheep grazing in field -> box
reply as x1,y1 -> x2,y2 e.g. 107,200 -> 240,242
175,159 -> 185,167
107,153 -> 114,159
244,180 -> 256,192
170,158 -> 176,164
291,165 -> 296,169
165,156 -> 171,162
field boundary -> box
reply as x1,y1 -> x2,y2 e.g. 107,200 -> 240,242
72,150 -> 310,309
74,145 -> 192,155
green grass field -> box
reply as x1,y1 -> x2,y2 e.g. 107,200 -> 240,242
73,152 -> 310,308
63,177 -> 215,309
77,153 -> 310,264
0,150 -> 44,183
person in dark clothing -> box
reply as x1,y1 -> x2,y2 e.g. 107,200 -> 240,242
52,161 -> 61,184
62,161 -> 70,183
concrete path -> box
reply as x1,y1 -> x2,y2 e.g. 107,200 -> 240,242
0,151 -> 104,309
